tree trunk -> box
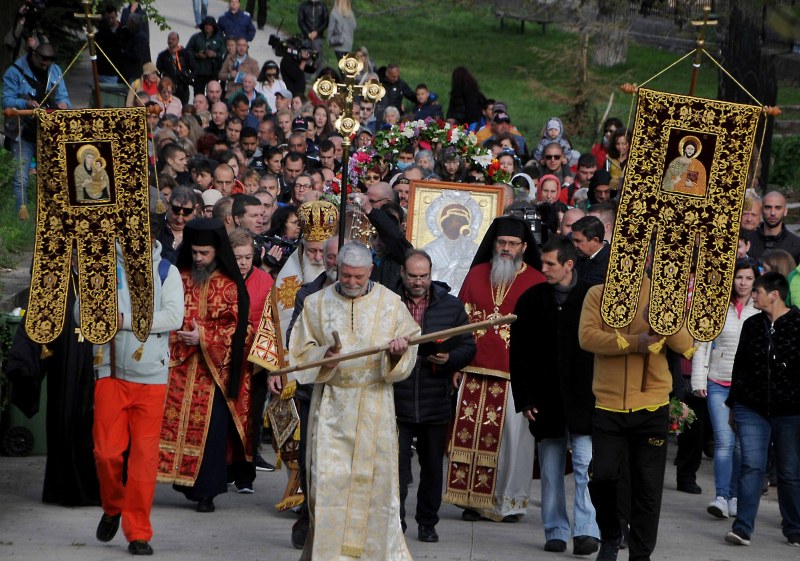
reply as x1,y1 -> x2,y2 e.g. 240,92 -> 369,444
718,0 -> 777,192
591,0 -> 630,67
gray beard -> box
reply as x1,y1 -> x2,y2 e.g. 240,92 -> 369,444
325,265 -> 338,283
192,260 -> 217,284
491,252 -> 522,286
302,258 -> 325,281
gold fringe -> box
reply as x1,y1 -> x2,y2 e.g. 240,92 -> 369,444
94,347 -> 103,366
279,380 -> 297,400
648,337 -> 666,354
132,343 -> 144,361
615,330 -> 630,350
40,345 -> 53,359
292,423 -> 301,441
683,344 -> 698,359
274,450 -> 281,470
18,204 -> 29,221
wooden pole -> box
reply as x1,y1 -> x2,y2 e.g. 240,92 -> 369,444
270,314 -> 517,376
688,6 -> 717,97
74,0 -> 103,108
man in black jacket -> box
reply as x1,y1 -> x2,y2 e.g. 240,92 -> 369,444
725,272 -> 800,547
747,190 -> 800,263
394,250 -> 476,544
572,215 -> 610,287
509,236 -> 600,556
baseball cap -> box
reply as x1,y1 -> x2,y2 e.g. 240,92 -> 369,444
202,188 -> 224,208
291,117 -> 309,132
493,112 -> 511,124
274,87 -> 292,99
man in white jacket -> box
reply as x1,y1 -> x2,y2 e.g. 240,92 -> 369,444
90,217 -> 184,556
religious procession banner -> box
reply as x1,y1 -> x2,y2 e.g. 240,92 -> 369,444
25,107 -> 153,345
601,88 -> 762,342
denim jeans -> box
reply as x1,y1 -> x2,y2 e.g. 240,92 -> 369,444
9,137 -> 35,210
538,433 -> 599,542
733,404 -> 800,539
707,381 -> 740,498
193,0 -> 208,26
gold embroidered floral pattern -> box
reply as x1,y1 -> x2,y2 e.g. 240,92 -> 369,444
601,88 -> 762,341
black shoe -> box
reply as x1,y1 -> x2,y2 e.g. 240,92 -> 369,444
235,481 -> 254,494
544,539 -> 567,552
677,481 -> 702,494
619,524 -> 630,549
501,514 -> 521,523
596,537 -> 621,561
461,508 -> 481,521
418,524 -> 438,543
128,540 -> 154,555
96,512 -> 121,542
573,535 -> 600,555
401,519 -> 407,534
255,454 -> 275,472
291,514 -> 309,549
196,497 -> 215,513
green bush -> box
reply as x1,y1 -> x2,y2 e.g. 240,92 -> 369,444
769,136 -> 800,193
0,150 -> 36,268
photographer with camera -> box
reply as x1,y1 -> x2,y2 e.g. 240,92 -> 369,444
271,34 -> 317,98
4,0 -> 47,61
2,41 -> 70,211
156,32 -> 196,105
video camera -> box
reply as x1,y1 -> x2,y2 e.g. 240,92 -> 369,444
506,206 -> 545,247
254,234 -> 299,269
268,34 -> 319,71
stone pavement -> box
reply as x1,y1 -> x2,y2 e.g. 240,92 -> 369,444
0,445 -> 792,561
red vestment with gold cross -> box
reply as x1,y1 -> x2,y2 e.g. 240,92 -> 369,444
158,270 -> 254,485
444,261 -> 545,514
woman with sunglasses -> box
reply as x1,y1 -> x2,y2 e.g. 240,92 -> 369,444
256,59 -> 287,113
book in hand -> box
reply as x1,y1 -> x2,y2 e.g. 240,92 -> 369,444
418,337 -> 460,357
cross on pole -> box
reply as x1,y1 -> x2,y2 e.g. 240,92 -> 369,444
312,54 -> 386,249
689,5 -> 718,96
73,0 -> 103,108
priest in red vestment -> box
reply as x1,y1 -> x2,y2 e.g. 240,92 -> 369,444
443,216 -> 545,522
157,218 -> 253,513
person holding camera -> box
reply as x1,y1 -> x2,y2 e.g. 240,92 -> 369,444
4,0 -> 47,60
156,32 -> 196,105
2,41 -> 70,212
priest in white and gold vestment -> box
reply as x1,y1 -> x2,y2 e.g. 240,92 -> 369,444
289,243 -> 420,561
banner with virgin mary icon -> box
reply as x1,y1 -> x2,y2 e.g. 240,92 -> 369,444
601,88 -> 762,342
25,107 -> 153,345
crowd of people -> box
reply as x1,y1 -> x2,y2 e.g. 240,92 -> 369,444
3,0 -> 800,560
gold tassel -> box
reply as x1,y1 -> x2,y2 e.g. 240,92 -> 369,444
94,347 -> 103,366
648,337 -> 666,354
280,380 -> 297,400
18,204 -> 29,220
132,343 -> 144,361
683,344 -> 698,359
155,199 -> 166,214
293,423 -> 301,441
40,345 -> 53,359
615,330 -> 630,350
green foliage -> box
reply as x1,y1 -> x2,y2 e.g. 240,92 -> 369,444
770,136 -> 800,192
0,150 -> 36,269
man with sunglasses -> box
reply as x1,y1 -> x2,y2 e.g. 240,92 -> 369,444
158,185 -> 197,264
3,41 -> 71,211
537,142 -> 575,188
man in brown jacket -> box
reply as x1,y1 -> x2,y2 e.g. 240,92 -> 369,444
579,281 -> 693,561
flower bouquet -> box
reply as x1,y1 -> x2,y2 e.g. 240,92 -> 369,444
486,159 -> 511,184
668,397 -> 697,435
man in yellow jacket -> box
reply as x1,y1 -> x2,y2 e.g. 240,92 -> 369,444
579,281 -> 693,561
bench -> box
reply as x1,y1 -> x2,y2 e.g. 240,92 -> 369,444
492,4 -> 552,33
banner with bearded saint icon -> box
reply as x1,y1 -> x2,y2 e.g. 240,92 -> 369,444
601,88 -> 763,341
600,88 -> 762,342
25,107 -> 153,345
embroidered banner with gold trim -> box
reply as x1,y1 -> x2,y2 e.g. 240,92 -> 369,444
25,107 -> 153,345
601,88 -> 762,341
443,372 -> 508,509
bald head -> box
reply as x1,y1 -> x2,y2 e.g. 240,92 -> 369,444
762,190 -> 788,231
367,182 -> 393,208
560,207 -> 585,235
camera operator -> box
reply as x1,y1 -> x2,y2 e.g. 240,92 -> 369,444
2,41 -> 70,211
279,39 -> 315,97
4,0 -> 47,60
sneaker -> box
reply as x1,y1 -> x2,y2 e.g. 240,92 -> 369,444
573,535 -> 600,555
255,455 -> 275,472
707,496 -> 729,519
128,540 -> 154,555
236,483 -> 254,494
725,529 -> 750,546
728,498 -> 737,517
788,534 -> 800,547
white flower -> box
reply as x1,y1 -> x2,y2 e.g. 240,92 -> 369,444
472,152 -> 493,168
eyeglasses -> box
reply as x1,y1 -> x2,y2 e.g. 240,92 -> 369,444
171,205 -> 194,216
365,174 -> 381,181
544,154 -> 562,160
294,182 -> 312,190
495,239 -> 523,248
